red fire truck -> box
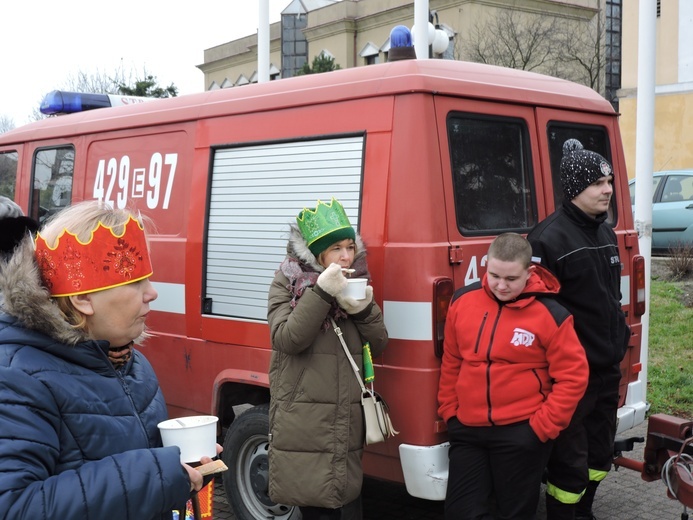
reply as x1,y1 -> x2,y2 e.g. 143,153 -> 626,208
1,59 -> 688,519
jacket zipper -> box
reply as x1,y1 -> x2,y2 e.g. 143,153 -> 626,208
485,305 -> 503,425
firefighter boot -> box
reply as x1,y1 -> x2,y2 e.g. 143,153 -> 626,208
574,480 -> 600,520
545,493 -> 576,520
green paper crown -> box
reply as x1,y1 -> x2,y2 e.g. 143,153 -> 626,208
296,197 -> 355,256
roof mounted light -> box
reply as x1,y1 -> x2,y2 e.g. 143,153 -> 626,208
40,90 -> 152,115
388,25 -> 417,62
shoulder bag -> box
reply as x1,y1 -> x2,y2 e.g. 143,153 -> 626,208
331,318 -> 398,445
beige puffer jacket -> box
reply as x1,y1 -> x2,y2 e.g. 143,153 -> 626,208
267,226 -> 388,508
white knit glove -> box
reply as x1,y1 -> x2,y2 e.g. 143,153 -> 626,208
316,263 -> 348,297
336,285 -> 373,315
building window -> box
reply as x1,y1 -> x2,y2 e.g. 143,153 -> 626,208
359,42 -> 380,66
281,12 -> 308,78
605,0 -> 622,111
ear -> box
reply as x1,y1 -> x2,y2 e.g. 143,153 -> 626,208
69,293 -> 96,316
527,264 -> 536,274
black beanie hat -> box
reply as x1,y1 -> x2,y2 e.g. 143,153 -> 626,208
560,139 -> 613,200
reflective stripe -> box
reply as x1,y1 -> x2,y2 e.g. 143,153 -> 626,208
150,282 -> 185,314
589,468 -> 609,482
383,301 -> 432,340
546,482 -> 585,504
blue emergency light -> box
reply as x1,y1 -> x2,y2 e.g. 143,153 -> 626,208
40,91 -> 152,115
388,25 -> 416,62
40,91 -> 113,115
390,25 -> 413,48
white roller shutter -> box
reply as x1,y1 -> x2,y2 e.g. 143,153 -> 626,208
205,135 -> 365,320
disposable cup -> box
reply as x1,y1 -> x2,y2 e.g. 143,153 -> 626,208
342,278 -> 367,300
158,415 -> 218,463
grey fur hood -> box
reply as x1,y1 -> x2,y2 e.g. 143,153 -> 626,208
285,223 -> 367,271
0,236 -> 89,345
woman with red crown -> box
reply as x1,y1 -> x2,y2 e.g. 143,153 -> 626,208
0,200 -> 210,520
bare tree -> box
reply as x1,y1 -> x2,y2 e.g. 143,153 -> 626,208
62,68 -> 128,95
29,104 -> 46,123
555,14 -> 604,93
461,8 -> 605,94
0,115 -> 15,134
25,66 -> 178,123
62,65 -> 178,97
463,9 -> 560,73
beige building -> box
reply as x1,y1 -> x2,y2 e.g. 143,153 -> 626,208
618,0 -> 693,177
198,0 -> 614,97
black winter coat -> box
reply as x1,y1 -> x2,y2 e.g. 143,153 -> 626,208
527,201 -> 630,369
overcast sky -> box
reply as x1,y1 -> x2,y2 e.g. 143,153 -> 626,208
1,0 -> 288,126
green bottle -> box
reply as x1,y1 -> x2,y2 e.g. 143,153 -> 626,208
362,342 -> 375,383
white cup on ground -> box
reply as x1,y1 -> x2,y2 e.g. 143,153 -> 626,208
342,278 -> 367,300
158,415 -> 218,463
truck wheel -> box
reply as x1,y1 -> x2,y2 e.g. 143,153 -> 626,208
221,403 -> 300,520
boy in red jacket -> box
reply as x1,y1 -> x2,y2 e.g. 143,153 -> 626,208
438,233 -> 588,520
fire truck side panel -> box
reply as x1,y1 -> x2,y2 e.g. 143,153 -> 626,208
375,92 -> 451,455
0,59 -> 646,508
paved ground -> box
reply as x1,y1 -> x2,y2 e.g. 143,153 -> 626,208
210,420 -> 689,519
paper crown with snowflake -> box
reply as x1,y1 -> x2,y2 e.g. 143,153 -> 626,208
296,197 -> 356,256
34,216 -> 153,297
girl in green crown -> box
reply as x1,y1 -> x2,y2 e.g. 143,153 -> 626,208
267,197 -> 388,520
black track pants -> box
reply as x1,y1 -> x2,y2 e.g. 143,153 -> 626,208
445,418 -> 553,520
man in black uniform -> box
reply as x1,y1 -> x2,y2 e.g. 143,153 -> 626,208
527,139 -> 630,520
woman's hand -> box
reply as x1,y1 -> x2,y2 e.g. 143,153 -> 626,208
336,285 -> 373,314
184,463 -> 205,492
183,443 -> 224,492
317,263 -> 348,296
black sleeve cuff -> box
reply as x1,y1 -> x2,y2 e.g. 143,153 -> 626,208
312,284 -> 335,304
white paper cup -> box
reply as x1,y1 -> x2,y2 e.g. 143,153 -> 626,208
158,415 -> 218,463
342,278 -> 367,300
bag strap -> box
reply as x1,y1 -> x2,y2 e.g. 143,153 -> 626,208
330,318 -> 369,393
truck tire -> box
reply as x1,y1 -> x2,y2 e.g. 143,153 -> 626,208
221,403 -> 300,520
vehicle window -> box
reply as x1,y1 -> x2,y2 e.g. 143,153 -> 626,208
629,176 -> 660,205
662,175 -> 693,202
0,151 -> 18,200
447,113 -> 536,233
31,147 -> 75,224
678,175 -> 693,200
547,124 -> 615,223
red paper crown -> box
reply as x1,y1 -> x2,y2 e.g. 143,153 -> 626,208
35,216 -> 153,297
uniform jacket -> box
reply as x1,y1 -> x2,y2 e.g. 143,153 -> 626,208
267,226 -> 388,508
0,240 -> 190,520
437,264 -> 588,442
527,201 -> 630,369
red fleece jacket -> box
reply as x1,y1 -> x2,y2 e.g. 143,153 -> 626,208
437,265 -> 588,442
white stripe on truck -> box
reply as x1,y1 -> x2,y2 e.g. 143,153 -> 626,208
150,282 -> 186,314
383,301 -> 433,341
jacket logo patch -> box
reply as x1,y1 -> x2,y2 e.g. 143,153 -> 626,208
510,328 -> 535,348
610,255 -> 620,265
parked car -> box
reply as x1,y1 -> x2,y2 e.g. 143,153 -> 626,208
629,170 -> 693,253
